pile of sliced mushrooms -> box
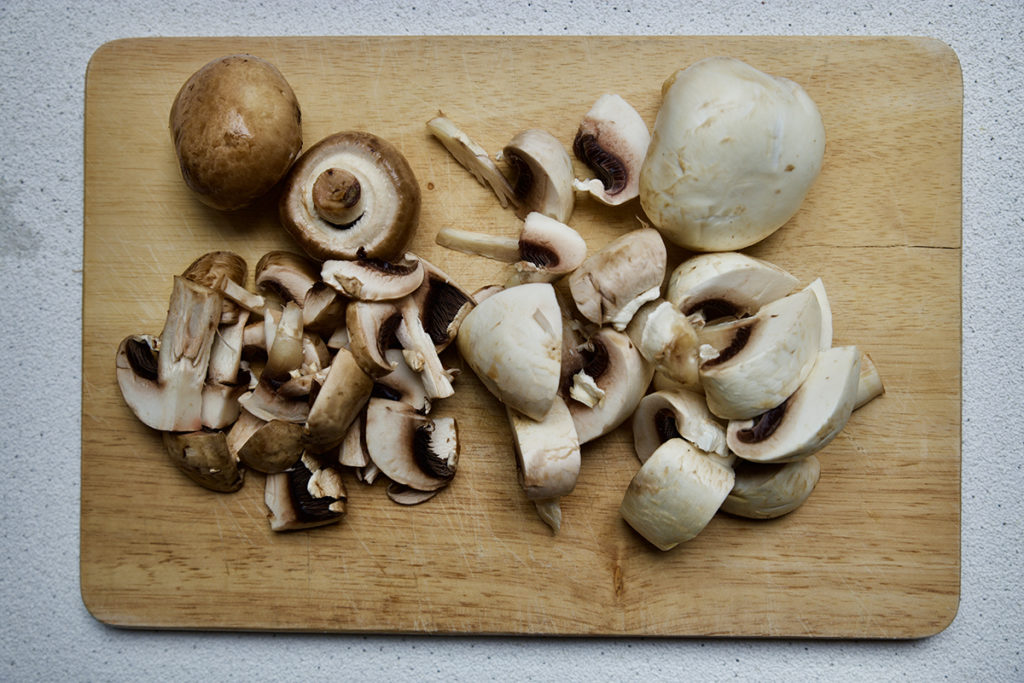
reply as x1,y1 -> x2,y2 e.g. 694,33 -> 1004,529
117,54 -> 884,547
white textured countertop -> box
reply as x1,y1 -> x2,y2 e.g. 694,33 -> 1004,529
2,1 -> 1022,680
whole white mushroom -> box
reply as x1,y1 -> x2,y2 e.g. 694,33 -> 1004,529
639,57 -> 826,252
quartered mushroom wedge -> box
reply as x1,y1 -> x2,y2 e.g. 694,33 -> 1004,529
727,345 -> 861,463
426,115 -> 518,209
620,438 -> 735,551
632,389 -> 730,465
501,129 -> 575,223
625,299 -> 701,388
572,93 -> 651,206
162,430 -> 244,493
721,456 -> 821,519
266,452 -> 347,532
363,398 -> 458,492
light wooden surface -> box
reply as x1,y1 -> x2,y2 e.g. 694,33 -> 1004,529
81,36 -> 962,637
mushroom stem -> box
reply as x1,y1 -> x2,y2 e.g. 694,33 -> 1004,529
312,167 -> 363,225
436,227 -> 521,263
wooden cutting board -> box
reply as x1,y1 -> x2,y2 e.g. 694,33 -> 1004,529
81,36 -> 962,637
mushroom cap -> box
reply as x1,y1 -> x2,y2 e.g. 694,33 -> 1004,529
170,54 -> 302,211
639,56 -> 826,251
721,456 -> 821,519
162,430 -> 244,493
279,131 -> 421,261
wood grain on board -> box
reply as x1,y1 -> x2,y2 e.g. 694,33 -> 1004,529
81,36 -> 962,637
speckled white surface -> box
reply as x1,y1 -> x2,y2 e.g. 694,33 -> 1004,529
1,0 -> 1022,680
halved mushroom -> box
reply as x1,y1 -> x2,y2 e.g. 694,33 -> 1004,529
436,212 -> 587,281
321,250 -> 425,301
456,282 -> 562,421
265,453 -> 347,532
727,345 -> 861,463
620,438 -> 735,551
632,389 -> 729,464
721,456 -> 821,519
501,129 -> 575,223
116,276 -> 222,432
236,419 -> 306,473
572,93 -> 651,206
625,299 -> 700,388
162,430 -> 244,493
303,346 -> 374,453
426,115 -> 517,209
279,131 -> 421,261
363,399 -> 458,492
700,288 -> 822,420
666,251 -> 799,326
568,227 -> 666,331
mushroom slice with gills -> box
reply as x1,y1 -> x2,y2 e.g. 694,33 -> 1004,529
436,212 -> 587,283
727,345 -> 861,463
116,276 -> 222,432
855,352 -> 885,409
572,93 -> 651,206
162,430 -> 244,493
426,115 -> 517,209
374,349 -> 430,414
620,438 -> 736,551
625,299 -> 700,389
363,398 -> 458,491
346,300 -> 402,378
666,251 -> 799,327
237,419 -> 306,473
568,227 -> 667,331
321,250 -> 425,301
700,288 -> 822,420
279,131 -> 421,262
301,281 -> 347,337
563,327 -> 653,444
632,389 -> 730,465
501,129 -> 575,223
405,258 -> 475,353
304,346 -> 374,454
721,456 -> 821,519
254,250 -> 321,304
266,452 -> 347,532
181,250 -> 249,324
456,282 -> 562,421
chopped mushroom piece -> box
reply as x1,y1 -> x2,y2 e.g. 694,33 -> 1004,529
363,399 -> 458,492
721,457 -> 821,519
321,250 -> 425,301
572,93 -> 651,206
507,397 -> 581,502
303,346 -> 374,453
855,352 -> 885,409
162,430 -> 244,493
265,453 -> 346,531
632,389 -> 729,465
501,129 -> 575,223
254,250 -> 322,304
426,115 -> 517,209
237,419 -> 306,473
625,299 -> 700,388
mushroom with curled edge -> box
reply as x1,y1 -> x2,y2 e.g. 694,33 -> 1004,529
501,129 -> 575,223
568,227 -> 667,331
564,327 -> 654,445
572,93 -> 651,206
116,276 -> 223,432
639,56 -> 826,252
279,131 -> 421,262
363,398 -> 458,492
456,282 -> 562,421
303,346 -> 374,454
726,345 -> 861,463
435,211 -> 587,283
721,456 -> 821,519
162,430 -> 244,493
625,299 -> 701,389
265,452 -> 347,532
426,115 -> 518,209
666,251 -> 799,327
631,389 -> 730,466
507,397 -> 582,534
321,250 -> 425,301
620,438 -> 735,551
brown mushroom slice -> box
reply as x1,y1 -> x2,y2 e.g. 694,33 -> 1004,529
406,258 -> 476,352
568,227 -> 667,331
321,250 -> 425,301
436,212 -> 587,281
338,409 -> 370,468
237,419 -> 305,473
116,276 -> 222,432
302,282 -> 348,336
202,309 -> 250,429
265,453 -> 346,532
254,250 -> 321,304
346,300 -> 402,377
721,457 -> 821,519
572,93 -> 651,206
279,131 -> 421,262
507,396 -> 581,502
386,482 -> 441,506
304,346 -> 374,453
162,430 -> 244,493
181,251 -> 248,324
363,398 -> 458,491
226,408 -> 266,461
625,299 -> 700,388
426,115 -> 517,209
501,129 -> 575,223
632,389 -> 729,465
262,301 -> 305,384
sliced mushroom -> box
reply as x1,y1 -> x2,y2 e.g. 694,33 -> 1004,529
572,93 -> 651,206
201,308 -> 249,429
387,483 -> 441,506
804,277 -> 833,351
666,251 -> 799,326
403,258 -> 476,353
532,499 -> 563,534
374,349 -> 430,413
116,276 -> 222,432
721,456 -> 821,519
507,396 -> 581,502
501,129 -> 575,223
700,288 -> 822,420
346,300 -> 403,378
254,250 -> 321,304
426,115 -> 517,209
855,352 -> 885,409
162,430 -> 244,493
363,398 -> 458,491
632,389 -> 729,464
237,419 -> 306,473
302,282 -> 347,336
181,251 -> 248,324
625,299 -> 700,388
568,227 -> 666,331
321,250 -> 425,301
338,410 -> 369,468
265,453 -> 346,532
279,131 -> 421,261
727,345 -> 861,463
456,282 -> 562,421
261,301 -> 305,384
620,438 -> 735,551
435,211 -> 587,281
303,346 -> 374,453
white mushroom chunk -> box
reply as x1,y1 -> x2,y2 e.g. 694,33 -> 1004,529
115,276 -> 222,432
639,56 -> 826,251
426,115 -> 517,209
632,389 -> 729,464
363,399 -> 458,491
456,282 -> 562,421
501,129 -> 575,223
625,299 -> 700,388
727,345 -> 861,463
162,430 -> 243,493
321,251 -> 425,301
572,93 -> 651,206
721,456 -> 821,519
855,351 -> 885,409
666,251 -> 799,325
804,277 -> 833,351
568,227 -> 667,331
620,438 -> 735,551
507,397 -> 581,502
304,346 -> 374,453
700,288 -> 822,420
